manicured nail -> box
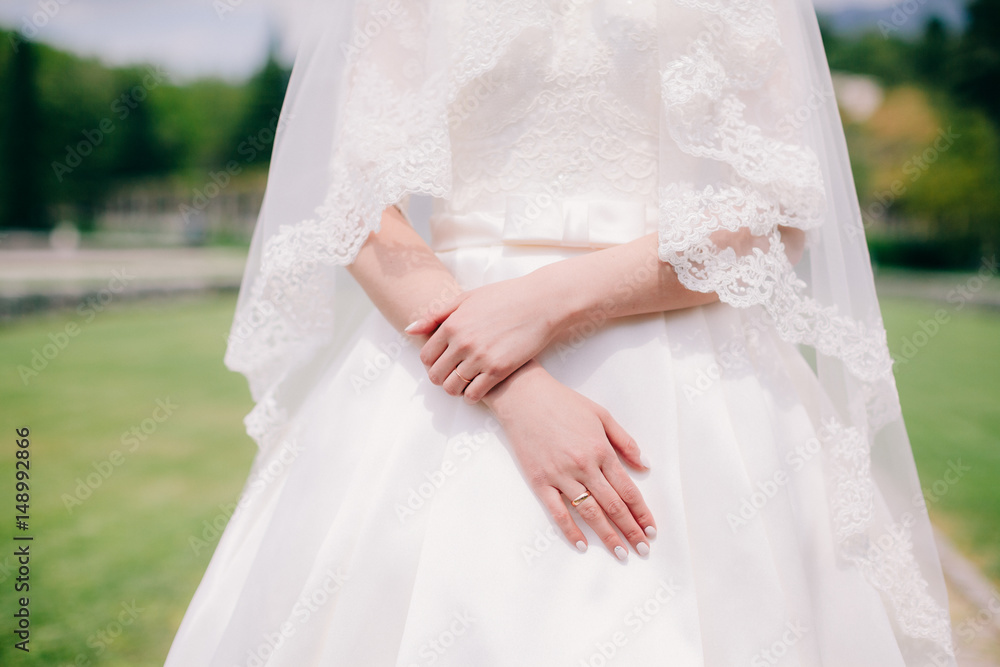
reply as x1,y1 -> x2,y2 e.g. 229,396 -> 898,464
614,545 -> 627,561
636,542 -> 650,556
639,453 -> 651,468
576,540 -> 587,553
644,526 -> 657,539
403,320 -> 420,333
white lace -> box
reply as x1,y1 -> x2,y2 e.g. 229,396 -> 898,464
821,418 -> 954,651
659,2 -> 952,655
223,1 -> 956,660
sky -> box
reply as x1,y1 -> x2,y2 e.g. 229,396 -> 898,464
0,0 -> 317,81
0,0 -> 942,82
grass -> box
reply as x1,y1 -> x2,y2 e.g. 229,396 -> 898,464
881,296 -> 1000,579
0,290 -> 996,665
0,295 -> 255,666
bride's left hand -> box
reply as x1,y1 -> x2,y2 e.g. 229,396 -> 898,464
405,272 -> 571,402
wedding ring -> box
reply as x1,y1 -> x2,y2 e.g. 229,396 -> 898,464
455,371 -> 473,384
571,490 -> 591,507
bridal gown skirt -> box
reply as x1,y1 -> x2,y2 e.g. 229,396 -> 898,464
166,217 -> 916,667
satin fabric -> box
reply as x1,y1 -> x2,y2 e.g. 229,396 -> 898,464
216,1 -> 958,657
167,204 -> 912,666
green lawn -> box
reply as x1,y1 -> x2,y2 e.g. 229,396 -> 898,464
0,291 -> 997,665
0,295 -> 255,666
882,297 -> 1000,579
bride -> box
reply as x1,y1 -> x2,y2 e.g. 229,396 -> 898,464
166,0 -> 958,664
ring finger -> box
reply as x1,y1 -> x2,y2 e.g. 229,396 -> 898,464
585,474 -> 649,555
443,365 -> 476,396
564,483 -> 629,561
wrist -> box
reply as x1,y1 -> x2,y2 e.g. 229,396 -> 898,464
481,358 -> 548,422
530,260 -> 594,336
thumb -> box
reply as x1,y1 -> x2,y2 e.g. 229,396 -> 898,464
403,295 -> 462,335
600,410 -> 649,471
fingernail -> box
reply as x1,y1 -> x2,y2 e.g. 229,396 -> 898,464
403,320 -> 420,333
639,453 -> 651,468
614,545 -> 627,561
576,540 -> 587,553
644,525 -> 657,539
636,542 -> 650,556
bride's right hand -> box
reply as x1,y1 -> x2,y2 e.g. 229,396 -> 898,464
483,359 -> 656,560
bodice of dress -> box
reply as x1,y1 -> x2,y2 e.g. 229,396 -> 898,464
429,0 -> 661,252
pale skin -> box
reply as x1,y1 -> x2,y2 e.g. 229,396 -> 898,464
348,204 -> 804,560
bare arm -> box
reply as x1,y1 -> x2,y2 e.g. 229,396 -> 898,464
537,225 -> 804,332
345,205 -> 462,332
346,205 -> 656,559
412,225 -> 806,402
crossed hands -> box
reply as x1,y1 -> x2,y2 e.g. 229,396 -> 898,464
404,270 -> 656,561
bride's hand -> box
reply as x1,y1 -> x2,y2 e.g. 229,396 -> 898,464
405,270 -> 574,403
483,360 -> 656,560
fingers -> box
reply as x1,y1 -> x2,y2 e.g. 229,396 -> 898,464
566,483 -> 631,560
402,318 -> 435,335
421,339 -> 503,402
418,331 -> 450,375
461,369 -> 500,404
535,481 -> 645,561
584,474 -> 651,557
404,298 -> 462,336
600,462 -> 657,545
537,487 -> 588,553
428,345 -> 484,398
597,410 -> 656,544
600,409 -> 649,471
438,364 -> 499,403
442,365 -> 475,397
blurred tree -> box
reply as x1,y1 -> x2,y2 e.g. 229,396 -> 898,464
824,32 -> 916,86
1,38 -> 48,230
111,70 -> 179,178
916,17 -> 953,88
154,79 -> 247,173
952,0 -> 1000,128
902,108 -> 999,237
0,32 -> 281,234
224,43 -> 291,167
0,32 -> 9,229
36,48 -> 124,229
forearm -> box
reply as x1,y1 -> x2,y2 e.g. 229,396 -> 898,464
346,205 -> 461,333
537,233 -> 714,331
349,209 -> 568,419
349,214 -> 654,557
540,226 -> 805,331
400,218 -> 806,406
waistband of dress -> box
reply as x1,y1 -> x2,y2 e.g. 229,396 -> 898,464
429,195 -> 659,252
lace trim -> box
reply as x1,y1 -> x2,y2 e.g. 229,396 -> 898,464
657,3 -> 893,387
845,524 -> 956,651
658,183 -> 894,384
822,411 -> 955,653
244,392 -> 288,449
223,4 -> 955,658
821,419 -> 876,541
661,1 -> 954,658
226,0 -> 661,395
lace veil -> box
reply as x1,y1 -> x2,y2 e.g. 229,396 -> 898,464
224,1 -> 956,662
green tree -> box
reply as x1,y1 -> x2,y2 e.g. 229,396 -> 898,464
952,0 -> 1000,128
916,17 -> 952,88
1,38 -> 48,230
111,71 -> 178,178
225,46 -> 291,166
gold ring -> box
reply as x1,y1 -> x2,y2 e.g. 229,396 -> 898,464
571,491 -> 591,507
455,371 -> 472,384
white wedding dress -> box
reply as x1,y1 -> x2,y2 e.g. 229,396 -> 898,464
166,1 -> 957,665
